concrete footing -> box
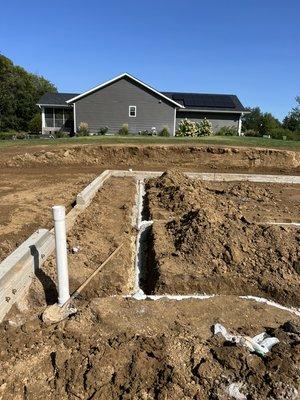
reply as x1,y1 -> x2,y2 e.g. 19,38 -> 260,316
0,170 -> 113,322
111,169 -> 300,184
1,169 -> 300,322
0,229 -> 55,321
76,170 -> 111,206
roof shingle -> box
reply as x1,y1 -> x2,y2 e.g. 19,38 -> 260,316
37,92 -> 79,106
38,89 -> 246,112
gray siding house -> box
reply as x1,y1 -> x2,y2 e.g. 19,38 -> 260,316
37,73 -> 247,136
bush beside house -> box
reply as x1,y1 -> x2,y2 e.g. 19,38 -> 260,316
159,127 -> 170,137
216,126 -> 238,136
118,123 -> 130,135
176,118 -> 213,137
77,122 -> 89,136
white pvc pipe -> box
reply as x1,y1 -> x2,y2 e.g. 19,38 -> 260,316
52,205 -> 70,306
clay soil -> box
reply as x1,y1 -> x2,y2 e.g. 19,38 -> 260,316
1,296 -> 300,400
145,171 -> 300,308
1,146 -> 300,399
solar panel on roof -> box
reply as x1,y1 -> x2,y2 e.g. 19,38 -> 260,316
183,94 -> 235,108
170,93 -> 236,109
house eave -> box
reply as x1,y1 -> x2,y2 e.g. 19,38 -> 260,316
37,103 -> 72,108
178,108 -> 249,114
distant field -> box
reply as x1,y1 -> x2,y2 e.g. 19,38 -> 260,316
0,135 -> 300,151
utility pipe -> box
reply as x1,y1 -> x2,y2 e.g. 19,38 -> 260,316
52,205 -> 70,306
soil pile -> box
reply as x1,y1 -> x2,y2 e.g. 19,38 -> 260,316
1,298 -> 299,400
145,171 -> 300,307
204,180 -> 300,223
1,144 -> 300,174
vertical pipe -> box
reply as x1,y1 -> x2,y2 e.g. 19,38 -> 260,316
52,205 -> 70,306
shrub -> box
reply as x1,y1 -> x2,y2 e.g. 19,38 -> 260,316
216,126 -> 238,136
16,132 -> 26,139
28,113 -> 41,134
98,126 -> 108,135
55,131 -> 68,138
176,118 -> 198,137
118,123 -> 129,135
198,118 -> 213,136
268,127 -> 300,141
268,128 -> 289,140
77,122 -> 89,136
159,126 -> 170,137
150,127 -> 157,136
0,132 -> 15,140
285,131 -> 300,141
243,129 -> 260,137
139,130 -> 149,136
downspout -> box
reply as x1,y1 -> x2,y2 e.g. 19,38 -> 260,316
238,113 -> 244,136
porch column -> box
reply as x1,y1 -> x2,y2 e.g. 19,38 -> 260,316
41,107 -> 46,134
73,103 -> 77,134
172,108 -> 177,136
238,113 -> 244,136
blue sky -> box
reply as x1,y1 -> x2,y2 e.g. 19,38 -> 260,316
0,0 -> 299,120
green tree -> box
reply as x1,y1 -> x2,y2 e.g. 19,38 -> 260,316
0,54 -> 57,132
259,112 -> 281,135
28,113 -> 42,134
242,107 -> 281,135
242,107 -> 262,132
282,97 -> 300,132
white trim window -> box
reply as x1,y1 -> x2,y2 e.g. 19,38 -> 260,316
129,105 -> 137,117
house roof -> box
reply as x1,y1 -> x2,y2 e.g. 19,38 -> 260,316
65,73 -> 183,108
162,92 -> 246,112
37,74 -> 247,113
37,92 -> 79,106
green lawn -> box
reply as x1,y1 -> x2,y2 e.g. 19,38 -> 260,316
1,135 -> 300,151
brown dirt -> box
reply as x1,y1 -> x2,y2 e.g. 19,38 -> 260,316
1,143 -> 300,174
1,296 -> 300,400
203,181 -> 300,223
145,171 -> 300,307
0,166 -> 99,262
1,143 -> 300,263
1,146 -> 300,399
25,177 -> 136,312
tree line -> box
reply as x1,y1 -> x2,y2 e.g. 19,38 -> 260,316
241,99 -> 300,139
0,54 -> 56,133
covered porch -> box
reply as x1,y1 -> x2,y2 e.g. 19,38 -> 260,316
41,106 -> 74,135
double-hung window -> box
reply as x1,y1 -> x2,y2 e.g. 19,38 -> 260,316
129,105 -> 136,117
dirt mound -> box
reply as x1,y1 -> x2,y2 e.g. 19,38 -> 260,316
145,171 -> 300,307
1,299 -> 299,399
1,144 -> 300,174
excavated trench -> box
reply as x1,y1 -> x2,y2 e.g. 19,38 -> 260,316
132,171 -> 300,312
